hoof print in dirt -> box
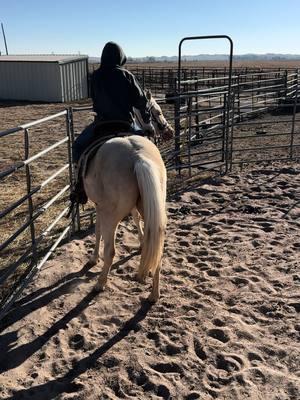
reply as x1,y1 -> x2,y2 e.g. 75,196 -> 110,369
69,334 -> 85,350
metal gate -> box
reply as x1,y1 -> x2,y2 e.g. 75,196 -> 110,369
174,35 -> 233,176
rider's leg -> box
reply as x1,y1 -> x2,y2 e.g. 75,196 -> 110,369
71,122 -> 96,205
72,122 -> 96,164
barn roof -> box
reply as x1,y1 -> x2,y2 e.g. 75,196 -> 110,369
0,55 -> 88,64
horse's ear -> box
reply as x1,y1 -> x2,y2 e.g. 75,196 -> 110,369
145,89 -> 152,100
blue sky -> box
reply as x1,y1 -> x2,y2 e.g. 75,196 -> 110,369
1,0 -> 300,57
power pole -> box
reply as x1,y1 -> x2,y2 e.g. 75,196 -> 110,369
1,23 -> 8,55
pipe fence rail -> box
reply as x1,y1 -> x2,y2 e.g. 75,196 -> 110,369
1,60 -> 300,320
126,65 -> 297,95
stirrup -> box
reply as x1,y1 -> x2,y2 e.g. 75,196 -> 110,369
66,178 -> 88,218
66,194 -> 76,219
71,181 -> 88,204
66,189 -> 87,218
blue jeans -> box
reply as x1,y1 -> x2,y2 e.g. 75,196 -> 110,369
72,122 -> 97,164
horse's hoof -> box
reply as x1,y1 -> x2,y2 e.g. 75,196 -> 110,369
93,284 -> 101,293
94,282 -> 104,292
147,292 -> 159,303
136,273 -> 146,284
88,255 -> 98,266
94,274 -> 107,291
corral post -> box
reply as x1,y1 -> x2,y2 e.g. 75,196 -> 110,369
289,69 -> 299,159
174,96 -> 181,174
167,69 -> 172,92
251,73 -> 254,111
195,81 -> 200,140
224,88 -> 234,174
284,70 -> 288,99
228,91 -> 235,171
221,93 -> 227,164
237,74 -> 241,122
66,107 -> 80,233
142,69 -> 145,90
187,96 -> 192,177
24,128 -> 37,267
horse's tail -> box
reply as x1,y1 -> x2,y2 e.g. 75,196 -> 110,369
134,156 -> 166,280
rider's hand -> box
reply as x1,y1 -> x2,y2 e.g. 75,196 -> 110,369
162,127 -> 174,141
144,123 -> 155,137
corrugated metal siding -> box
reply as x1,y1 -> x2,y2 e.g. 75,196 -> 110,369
0,57 -> 88,102
0,55 -> 88,62
59,60 -> 88,102
0,62 -> 62,101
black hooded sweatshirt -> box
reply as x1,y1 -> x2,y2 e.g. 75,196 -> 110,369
91,42 -> 150,124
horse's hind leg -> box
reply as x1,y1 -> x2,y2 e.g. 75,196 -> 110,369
94,213 -> 118,292
131,207 -> 143,246
89,205 -> 101,265
148,261 -> 161,303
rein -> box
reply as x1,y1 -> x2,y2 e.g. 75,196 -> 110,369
133,97 -> 172,143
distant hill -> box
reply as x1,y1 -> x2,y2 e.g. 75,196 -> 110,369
89,54 -> 300,64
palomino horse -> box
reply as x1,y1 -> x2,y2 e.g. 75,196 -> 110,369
84,91 -> 174,302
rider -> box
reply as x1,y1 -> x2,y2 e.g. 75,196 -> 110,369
72,41 -> 154,204
73,41 -> 153,165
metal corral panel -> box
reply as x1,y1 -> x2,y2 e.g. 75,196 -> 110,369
0,55 -> 88,102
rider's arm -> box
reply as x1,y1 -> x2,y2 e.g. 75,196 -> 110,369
129,74 -> 151,124
90,72 -> 98,113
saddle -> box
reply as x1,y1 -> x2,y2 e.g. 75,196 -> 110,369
78,120 -> 132,178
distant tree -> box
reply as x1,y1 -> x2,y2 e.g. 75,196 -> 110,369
146,56 -> 156,63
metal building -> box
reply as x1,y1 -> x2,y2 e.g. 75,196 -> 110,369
0,55 -> 89,102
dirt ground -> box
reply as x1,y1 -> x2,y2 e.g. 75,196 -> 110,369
0,162 -> 299,399
0,63 -> 299,398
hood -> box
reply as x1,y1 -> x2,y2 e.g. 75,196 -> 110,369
100,42 -> 127,68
